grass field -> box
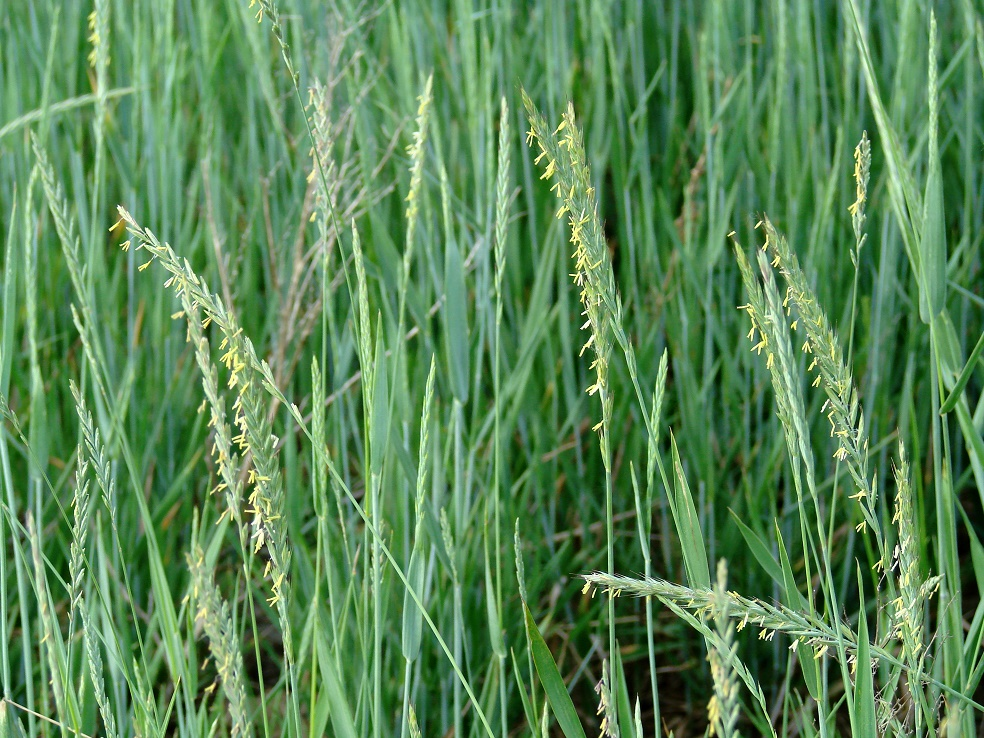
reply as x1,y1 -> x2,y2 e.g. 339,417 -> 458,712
1,1 -> 983,736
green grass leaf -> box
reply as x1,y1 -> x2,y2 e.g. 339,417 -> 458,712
523,601 -> 588,738
940,328 -> 984,414
669,433 -> 710,590
444,237 -> 469,405
853,572 -> 876,737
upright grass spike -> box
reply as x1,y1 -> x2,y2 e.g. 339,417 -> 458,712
491,94 -> 512,738
524,89 -> 620,736
67,384 -> 93,640
890,440 -> 941,732
707,561 -> 741,738
80,601 -> 118,738
116,205 -> 300,733
28,511 -> 82,734
116,204 -> 496,738
760,217 -> 887,567
186,544 -> 253,738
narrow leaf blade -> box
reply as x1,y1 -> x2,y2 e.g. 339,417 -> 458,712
523,602 -> 588,738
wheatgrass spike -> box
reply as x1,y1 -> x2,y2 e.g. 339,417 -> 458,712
186,545 -> 253,738
67,384 -> 93,648
118,205 -> 496,738
80,600 -> 118,738
707,561 -> 741,738
760,217 -> 887,565
524,89 -> 621,735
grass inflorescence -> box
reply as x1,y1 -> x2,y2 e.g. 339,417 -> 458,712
1,3 -> 982,738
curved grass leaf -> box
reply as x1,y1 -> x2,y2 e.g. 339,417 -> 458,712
523,602 -> 587,738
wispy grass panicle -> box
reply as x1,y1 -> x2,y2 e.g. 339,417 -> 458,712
186,545 -> 253,738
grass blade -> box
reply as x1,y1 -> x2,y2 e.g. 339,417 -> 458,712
523,601 -> 588,738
